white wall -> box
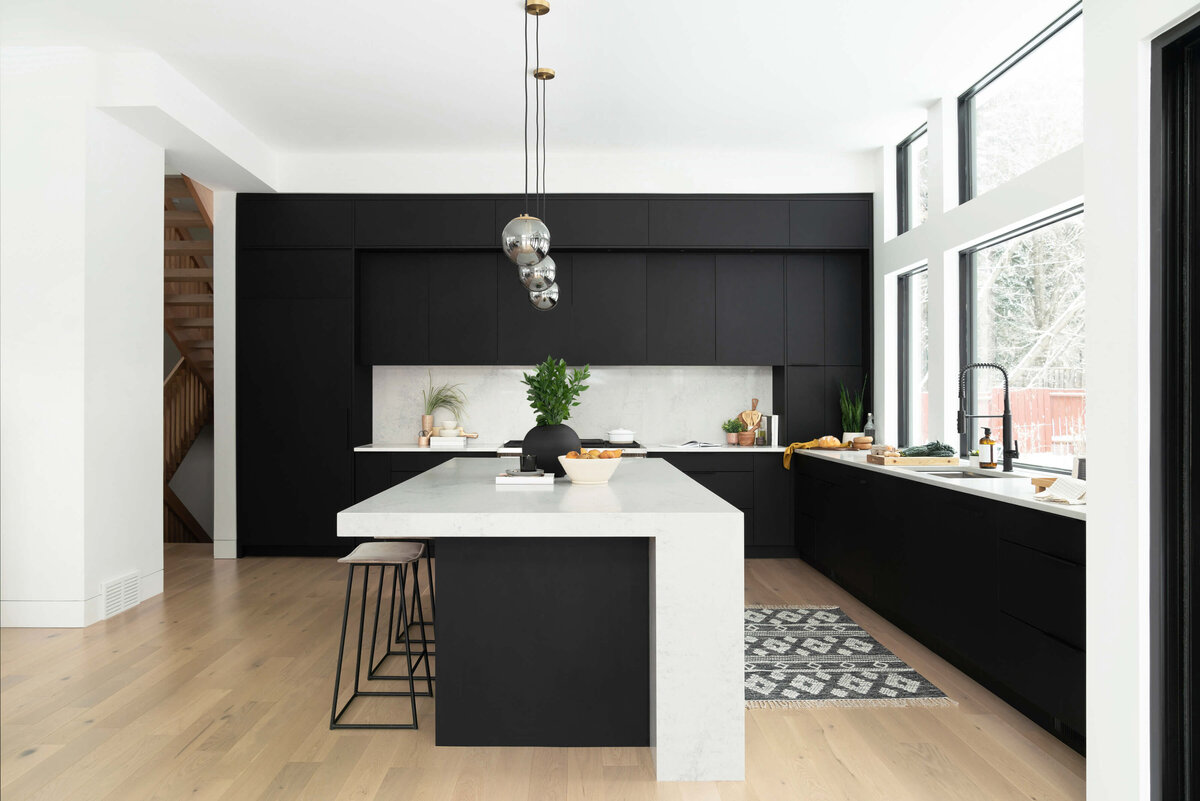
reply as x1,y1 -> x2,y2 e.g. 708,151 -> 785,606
1083,2 -> 1199,800
1,49 -> 164,626
212,190 -> 238,559
372,366 -> 775,446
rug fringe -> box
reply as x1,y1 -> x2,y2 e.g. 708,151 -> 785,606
744,603 -> 839,610
746,697 -> 958,710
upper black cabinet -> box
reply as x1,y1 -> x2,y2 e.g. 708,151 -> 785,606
823,253 -> 865,365
428,254 -> 498,364
497,254 -> 575,366
238,250 -> 354,299
646,254 -> 715,365
358,252 -> 429,364
572,253 -> 647,364
715,255 -> 785,364
785,254 -> 824,365
649,200 -> 789,249
495,199 -> 649,249
356,199 -> 494,248
790,198 -> 871,248
238,197 -> 353,248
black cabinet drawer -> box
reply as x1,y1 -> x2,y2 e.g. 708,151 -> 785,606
999,506 -> 1085,565
656,453 -> 753,472
649,199 -> 789,248
789,198 -> 871,248
358,252 -> 429,364
715,255 -> 785,365
685,471 -> 754,510
387,452 -> 493,472
997,540 -> 1085,650
753,454 -> 794,548
355,199 -> 494,247
996,613 -> 1086,735
238,197 -> 353,248
646,254 -> 716,365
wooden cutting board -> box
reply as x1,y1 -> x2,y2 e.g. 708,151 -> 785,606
866,454 -> 959,466
739,398 -> 762,431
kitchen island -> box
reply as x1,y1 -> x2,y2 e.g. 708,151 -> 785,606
337,457 -> 744,782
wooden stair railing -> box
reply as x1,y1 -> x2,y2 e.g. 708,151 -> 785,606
164,174 -> 215,389
164,357 -> 213,543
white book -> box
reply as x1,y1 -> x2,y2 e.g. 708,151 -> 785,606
430,437 -> 467,449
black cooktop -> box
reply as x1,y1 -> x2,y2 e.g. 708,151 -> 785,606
503,438 -> 643,449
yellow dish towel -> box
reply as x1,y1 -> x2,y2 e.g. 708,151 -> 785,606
783,443 -> 804,470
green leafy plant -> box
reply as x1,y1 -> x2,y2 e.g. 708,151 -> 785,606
721,418 -> 746,434
901,441 -> 956,457
521,357 -> 590,426
838,375 -> 868,432
421,371 -> 467,419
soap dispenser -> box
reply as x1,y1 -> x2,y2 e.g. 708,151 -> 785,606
979,427 -> 998,469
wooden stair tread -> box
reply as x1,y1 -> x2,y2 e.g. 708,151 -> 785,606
171,317 -> 215,328
165,210 -> 206,226
164,240 -> 213,255
186,340 -> 215,350
164,176 -> 191,198
165,268 -> 214,281
165,293 -> 214,305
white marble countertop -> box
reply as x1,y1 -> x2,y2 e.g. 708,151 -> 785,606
796,450 -> 1086,521
338,457 -> 742,538
354,442 -> 783,455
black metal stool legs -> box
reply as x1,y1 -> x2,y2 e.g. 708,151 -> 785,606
330,564 -> 427,729
368,564 -> 434,688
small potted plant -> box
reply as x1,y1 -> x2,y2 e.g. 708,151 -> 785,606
838,376 -> 868,443
969,449 -> 981,468
721,418 -> 745,445
421,372 -> 467,445
520,356 -> 591,476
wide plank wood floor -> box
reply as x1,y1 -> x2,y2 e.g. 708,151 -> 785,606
0,544 -> 1085,800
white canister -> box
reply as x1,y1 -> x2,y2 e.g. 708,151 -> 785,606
607,428 -> 636,444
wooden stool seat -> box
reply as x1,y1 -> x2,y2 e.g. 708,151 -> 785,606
338,541 -> 424,565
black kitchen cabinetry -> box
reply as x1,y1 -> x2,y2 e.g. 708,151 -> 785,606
354,452 -> 493,502
646,254 -> 715,365
497,254 -> 574,365
648,199 -> 790,249
823,252 -> 865,366
716,255 -> 786,365
653,452 -> 794,557
236,249 -> 358,556
571,253 -> 647,365
793,455 -> 1086,752
785,254 -> 824,365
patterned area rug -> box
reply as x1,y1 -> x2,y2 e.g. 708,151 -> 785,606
745,605 -> 955,709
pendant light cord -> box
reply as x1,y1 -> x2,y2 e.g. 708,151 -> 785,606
523,10 -> 529,215
541,76 -> 547,224
534,13 -> 540,221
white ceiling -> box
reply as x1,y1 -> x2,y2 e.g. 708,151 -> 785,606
1,0 -> 1066,157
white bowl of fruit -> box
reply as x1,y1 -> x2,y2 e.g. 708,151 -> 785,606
558,448 -> 623,485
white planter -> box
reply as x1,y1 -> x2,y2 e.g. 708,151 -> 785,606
969,455 -> 981,468
842,431 -> 863,444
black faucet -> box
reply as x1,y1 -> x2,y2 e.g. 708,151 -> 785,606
957,362 -> 1020,472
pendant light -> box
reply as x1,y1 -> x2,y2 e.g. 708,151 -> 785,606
501,0 -> 558,311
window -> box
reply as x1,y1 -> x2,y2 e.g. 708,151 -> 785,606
897,266 -> 929,447
896,125 -> 928,234
959,3 -> 1083,201
960,207 -> 1085,470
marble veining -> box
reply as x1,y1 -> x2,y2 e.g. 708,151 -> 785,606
373,364 -> 773,445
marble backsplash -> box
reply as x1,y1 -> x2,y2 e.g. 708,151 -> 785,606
372,365 -> 774,446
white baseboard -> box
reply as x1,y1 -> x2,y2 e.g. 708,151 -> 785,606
2,568 -> 165,628
213,539 -> 238,559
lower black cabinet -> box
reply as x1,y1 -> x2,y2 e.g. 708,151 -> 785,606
794,454 -> 1086,753
354,452 -> 493,502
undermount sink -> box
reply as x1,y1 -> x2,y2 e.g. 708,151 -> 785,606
922,470 -> 1008,479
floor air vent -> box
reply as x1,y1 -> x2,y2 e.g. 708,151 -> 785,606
102,572 -> 140,619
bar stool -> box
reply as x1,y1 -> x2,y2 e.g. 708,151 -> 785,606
395,539 -> 436,667
330,541 -> 433,730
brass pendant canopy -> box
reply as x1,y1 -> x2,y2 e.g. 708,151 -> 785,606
533,67 -> 555,80
525,0 -> 549,15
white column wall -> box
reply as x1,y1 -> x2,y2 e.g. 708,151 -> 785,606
81,108 -> 167,615
212,190 -> 238,559
0,49 -> 91,625
1083,2 -> 1199,800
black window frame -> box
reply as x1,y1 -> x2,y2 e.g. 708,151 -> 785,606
957,1 -> 1083,203
896,264 -> 928,447
958,203 -> 1085,465
896,124 -> 928,235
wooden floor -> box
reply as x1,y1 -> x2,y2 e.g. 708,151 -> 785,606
0,544 -> 1085,800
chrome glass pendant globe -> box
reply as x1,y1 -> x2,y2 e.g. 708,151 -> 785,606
501,215 -> 550,266
529,283 -> 559,311
518,254 -> 556,292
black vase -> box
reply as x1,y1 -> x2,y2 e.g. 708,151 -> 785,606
522,423 -> 581,477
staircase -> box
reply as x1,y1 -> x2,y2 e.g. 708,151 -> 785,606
163,175 -> 215,543
164,175 -> 215,387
